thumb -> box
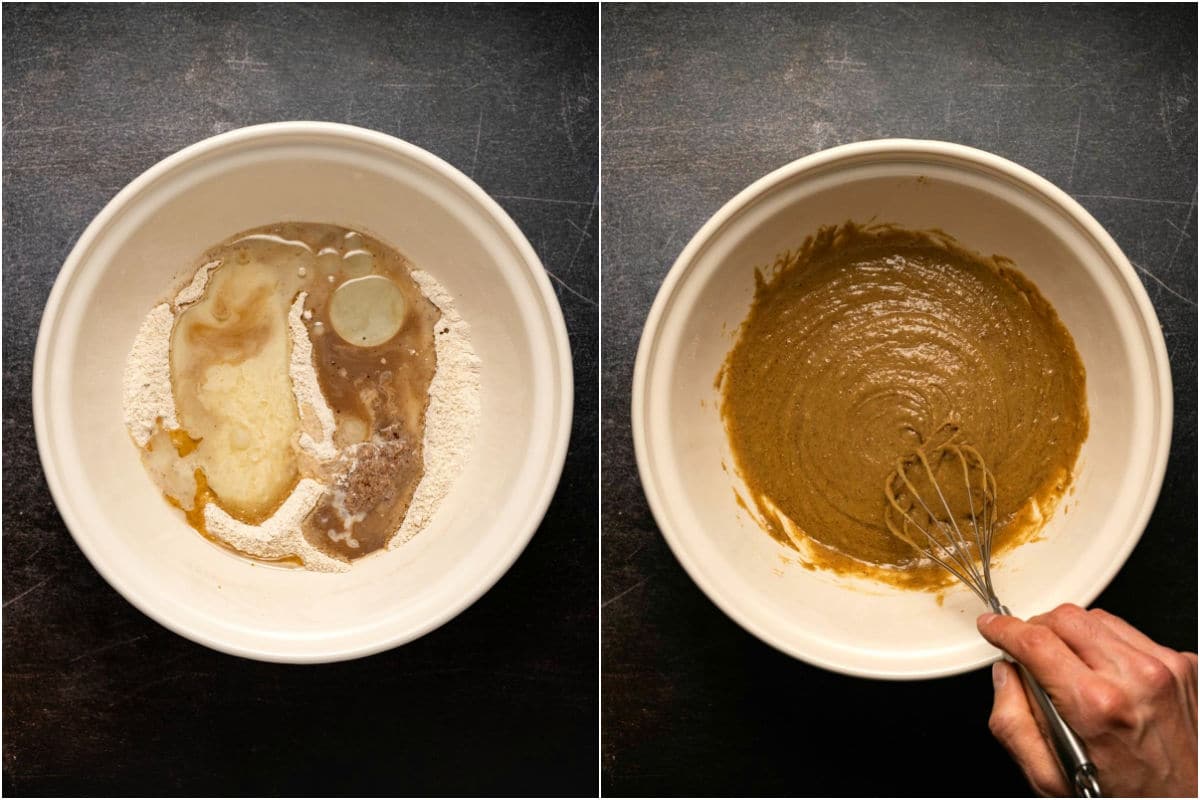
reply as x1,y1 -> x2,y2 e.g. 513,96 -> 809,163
987,661 -> 1069,797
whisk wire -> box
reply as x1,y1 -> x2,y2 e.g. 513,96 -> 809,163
922,447 -> 991,593
884,447 -> 992,605
960,444 -> 1000,605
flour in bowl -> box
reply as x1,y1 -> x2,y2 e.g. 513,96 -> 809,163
121,223 -> 480,572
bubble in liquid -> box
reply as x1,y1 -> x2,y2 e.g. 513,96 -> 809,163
328,275 -> 407,348
343,249 -> 374,278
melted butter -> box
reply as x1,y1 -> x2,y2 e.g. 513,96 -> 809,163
180,468 -> 214,535
167,428 -> 201,457
719,222 -> 1089,590
172,257 -> 299,521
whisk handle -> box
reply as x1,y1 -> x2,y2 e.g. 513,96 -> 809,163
998,606 -> 1103,798
1012,661 -> 1103,797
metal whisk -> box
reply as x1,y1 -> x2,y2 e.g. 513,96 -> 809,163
884,441 -> 1103,798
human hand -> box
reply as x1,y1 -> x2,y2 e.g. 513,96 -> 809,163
977,604 -> 1197,797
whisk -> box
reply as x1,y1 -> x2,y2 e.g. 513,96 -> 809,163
884,441 -> 1103,798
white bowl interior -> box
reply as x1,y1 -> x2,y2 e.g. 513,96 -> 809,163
35,124 -> 571,661
636,144 -> 1170,678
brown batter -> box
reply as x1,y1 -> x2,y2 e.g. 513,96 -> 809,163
718,222 -> 1088,588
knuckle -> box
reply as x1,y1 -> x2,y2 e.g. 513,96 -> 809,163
988,707 -> 1016,740
1139,657 -> 1177,693
1023,625 -> 1057,649
1047,603 -> 1087,633
1168,651 -> 1198,674
1167,652 -> 1196,681
1052,602 -> 1085,620
1082,680 -> 1132,724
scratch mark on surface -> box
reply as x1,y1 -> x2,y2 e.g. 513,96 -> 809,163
1162,327 -> 1180,364
603,124 -> 674,136
824,50 -> 869,73
1164,192 -> 1196,273
545,268 -> 597,307
605,100 -> 629,128
1131,260 -> 1196,307
69,635 -> 148,664
1,107 -> 35,131
3,577 -> 52,609
225,49 -> 270,73
1067,107 -> 1082,189
291,4 -> 321,24
607,48 -> 661,66
624,539 -> 648,563
659,229 -> 679,261
93,47 -> 134,63
560,77 -> 577,154
564,190 -> 598,275
107,671 -> 212,708
602,577 -> 649,608
4,53 -> 54,68
1073,194 -> 1193,207
21,542 -> 47,562
493,194 -> 593,206
470,109 -> 483,177
1165,217 -> 1191,239
979,82 -> 1049,88
1158,77 -> 1176,151
566,218 -> 592,239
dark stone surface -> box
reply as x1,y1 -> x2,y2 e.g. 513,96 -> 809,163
602,4 -> 1196,796
3,4 -> 597,796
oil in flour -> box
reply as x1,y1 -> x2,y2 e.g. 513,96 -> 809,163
125,222 -> 479,570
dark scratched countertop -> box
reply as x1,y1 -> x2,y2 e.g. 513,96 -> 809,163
601,4 -> 1197,796
3,4 -> 597,796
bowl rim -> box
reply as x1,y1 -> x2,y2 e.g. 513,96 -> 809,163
631,138 -> 1174,680
32,121 -> 575,663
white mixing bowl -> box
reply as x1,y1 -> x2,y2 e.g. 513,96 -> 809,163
633,139 -> 1172,679
34,122 -> 573,662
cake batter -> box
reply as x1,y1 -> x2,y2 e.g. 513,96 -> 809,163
719,222 -> 1088,588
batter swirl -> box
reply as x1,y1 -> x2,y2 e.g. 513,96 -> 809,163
719,222 -> 1088,588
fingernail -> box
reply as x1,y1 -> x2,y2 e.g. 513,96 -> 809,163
978,612 -> 998,627
992,661 -> 1007,689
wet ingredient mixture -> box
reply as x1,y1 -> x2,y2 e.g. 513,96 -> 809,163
123,223 -> 480,571
719,222 -> 1088,588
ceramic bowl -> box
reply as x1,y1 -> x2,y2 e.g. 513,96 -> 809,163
34,122 -> 573,662
632,139 -> 1172,679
